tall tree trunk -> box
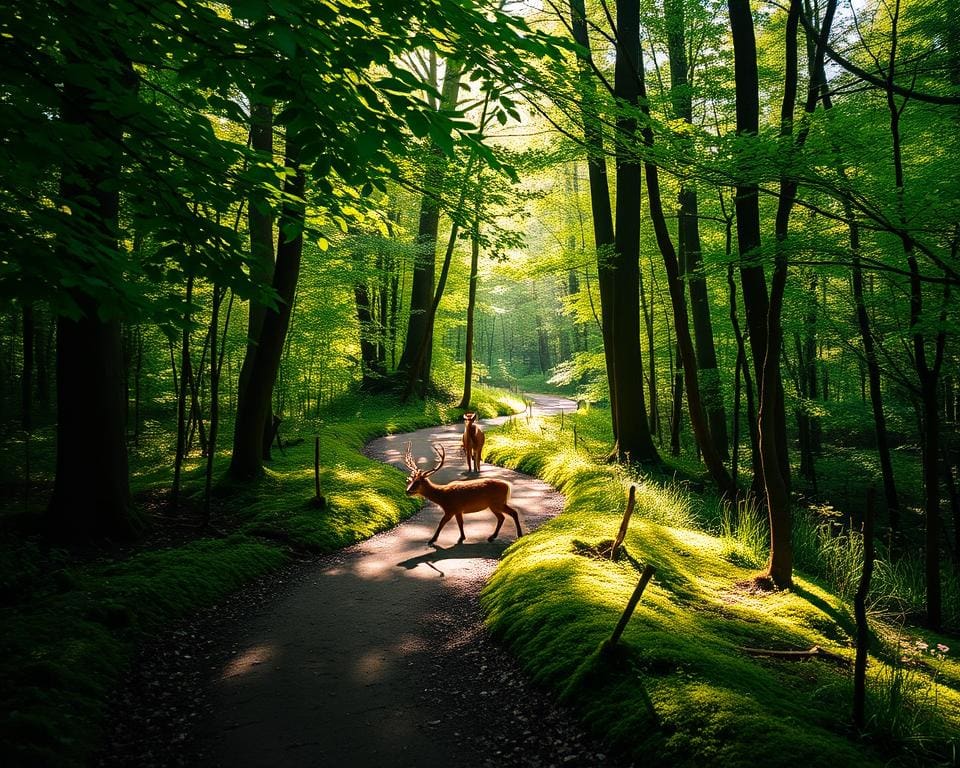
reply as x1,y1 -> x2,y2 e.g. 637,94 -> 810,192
354,280 -> 383,390
229,120 -> 305,479
665,0 -> 729,460
728,0 -> 791,493
883,0 -> 943,627
458,210 -> 481,409
47,44 -> 137,538
172,275 -> 194,509
237,98 -> 276,460
570,0 -> 619,441
397,58 -> 463,386
637,46 -> 734,496
609,0 -> 657,463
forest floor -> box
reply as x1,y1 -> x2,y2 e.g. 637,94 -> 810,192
98,394 -> 633,768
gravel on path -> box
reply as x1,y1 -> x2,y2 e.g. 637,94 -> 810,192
97,395 -> 634,768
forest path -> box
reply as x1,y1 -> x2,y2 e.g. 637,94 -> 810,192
185,393 -> 623,768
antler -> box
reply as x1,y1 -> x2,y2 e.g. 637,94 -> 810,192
403,441 -> 418,473
424,443 -> 445,476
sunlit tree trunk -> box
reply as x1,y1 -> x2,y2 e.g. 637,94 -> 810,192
728,0 -> 791,495
458,209 -> 481,409
230,119 -> 305,479
569,0 -> 619,441
608,0 -> 657,463
665,0 -> 728,460
398,58 -> 463,390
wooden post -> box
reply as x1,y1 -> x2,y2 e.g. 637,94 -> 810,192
573,421 -> 578,450
561,409 -> 565,431
853,486 -> 875,730
604,564 -> 656,652
610,485 -> 637,559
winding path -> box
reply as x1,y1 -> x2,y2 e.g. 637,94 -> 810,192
101,394 -> 630,767
190,394 -> 591,767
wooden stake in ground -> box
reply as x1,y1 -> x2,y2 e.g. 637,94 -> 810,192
853,486 -> 875,730
603,564 -> 656,653
610,485 -> 637,559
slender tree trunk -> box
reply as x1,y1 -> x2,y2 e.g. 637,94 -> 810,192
398,59 -> 463,384
237,98 -> 276,459
354,280 -> 383,390
570,0 -> 619,441
665,0 -> 728,459
636,43 -> 732,492
204,285 -> 224,525
728,0 -> 791,494
609,0 -> 657,463
22,305 -> 34,433
172,275 -> 194,509
230,118 -> 305,479
459,210 -> 482,409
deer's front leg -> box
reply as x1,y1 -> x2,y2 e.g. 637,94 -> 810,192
455,512 -> 466,543
428,511 -> 453,545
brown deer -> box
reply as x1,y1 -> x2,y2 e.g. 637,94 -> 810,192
461,412 -> 485,473
404,443 -> 522,545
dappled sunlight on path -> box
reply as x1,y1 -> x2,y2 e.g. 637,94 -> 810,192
196,394 -> 576,767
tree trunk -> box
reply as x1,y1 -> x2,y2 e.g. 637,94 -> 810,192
609,0 -> 657,463
172,275 -> 194,509
229,121 -> 305,480
22,304 -> 33,433
665,0 -> 728,459
397,58 -> 463,385
46,42 -> 137,539
728,0 -> 791,493
458,211 -> 481,409
354,280 -> 383,390
570,0 -> 619,441
636,43 -> 732,492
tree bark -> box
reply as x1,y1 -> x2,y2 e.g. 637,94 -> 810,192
665,0 -> 729,460
397,58 -> 463,386
458,210 -> 481,409
229,121 -> 305,479
609,0 -> 657,463
570,0 -> 619,441
46,39 -> 138,539
728,0 -> 792,493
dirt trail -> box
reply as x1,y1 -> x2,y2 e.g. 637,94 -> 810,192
185,394 -> 614,768
99,394 -> 629,767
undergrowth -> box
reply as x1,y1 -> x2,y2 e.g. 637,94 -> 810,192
483,407 -> 960,767
0,386 -> 523,767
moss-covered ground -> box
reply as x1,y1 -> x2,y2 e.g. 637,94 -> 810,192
482,408 -> 960,767
0,386 -> 523,768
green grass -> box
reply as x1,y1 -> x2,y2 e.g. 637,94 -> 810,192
482,409 -> 960,767
0,386 -> 523,768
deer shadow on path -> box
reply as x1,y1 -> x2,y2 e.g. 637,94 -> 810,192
396,540 -> 511,577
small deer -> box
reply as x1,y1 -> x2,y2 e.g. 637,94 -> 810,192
461,412 -> 485,473
404,443 -> 522,545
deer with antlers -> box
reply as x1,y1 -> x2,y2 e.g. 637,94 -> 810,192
404,443 -> 522,545
461,412 -> 485,473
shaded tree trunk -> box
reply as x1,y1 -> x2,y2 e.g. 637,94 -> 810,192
47,43 -> 137,538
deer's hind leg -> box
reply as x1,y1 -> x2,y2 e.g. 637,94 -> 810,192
487,508 -> 505,541
501,503 -> 522,538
